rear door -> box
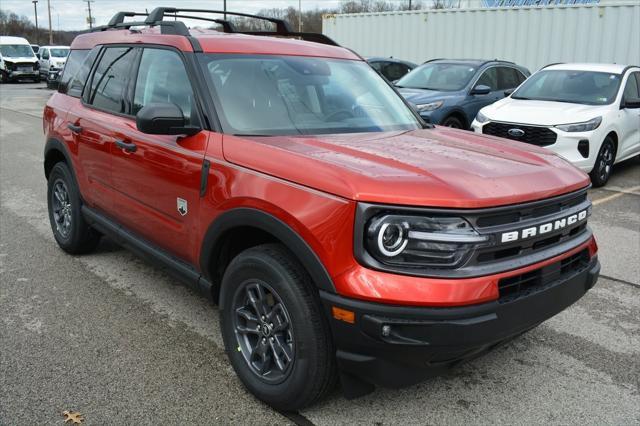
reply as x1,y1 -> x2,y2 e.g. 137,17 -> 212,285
108,47 -> 208,262
67,46 -> 139,214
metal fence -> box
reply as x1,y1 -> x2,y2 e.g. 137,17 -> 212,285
322,2 -> 639,72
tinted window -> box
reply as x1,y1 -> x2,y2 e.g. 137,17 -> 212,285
512,70 -> 621,105
498,67 -> 523,90
42,49 -> 50,59
623,72 -> 640,99
381,62 -> 411,81
133,48 -> 197,124
60,49 -> 98,98
200,54 -> 420,135
88,47 -> 137,114
476,68 -> 498,91
369,61 -> 383,72
397,63 -> 477,91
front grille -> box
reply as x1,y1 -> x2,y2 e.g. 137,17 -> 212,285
498,249 -> 590,303
483,122 -> 557,146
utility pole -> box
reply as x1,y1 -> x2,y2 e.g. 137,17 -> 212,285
298,0 -> 302,32
409,0 -> 412,10
32,1 -> 39,45
85,0 -> 94,29
223,0 -> 227,20
47,0 -> 52,45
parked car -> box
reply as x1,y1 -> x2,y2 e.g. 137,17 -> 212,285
472,63 -> 640,187
366,56 -> 417,82
44,8 -> 599,410
0,36 -> 40,83
38,45 -> 70,80
396,59 -> 530,128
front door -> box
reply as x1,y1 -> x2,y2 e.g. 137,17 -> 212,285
618,71 -> 640,159
108,47 -> 208,263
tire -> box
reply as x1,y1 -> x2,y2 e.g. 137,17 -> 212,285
220,243 -> 337,411
441,115 -> 464,129
589,136 -> 616,187
47,162 -> 101,254
0,71 -> 7,84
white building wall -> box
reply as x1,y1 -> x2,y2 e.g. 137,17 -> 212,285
322,2 -> 640,72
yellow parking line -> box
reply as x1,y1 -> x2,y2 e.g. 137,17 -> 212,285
592,185 -> 640,206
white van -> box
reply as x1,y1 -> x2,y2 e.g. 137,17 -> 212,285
38,45 -> 70,79
0,36 -> 40,83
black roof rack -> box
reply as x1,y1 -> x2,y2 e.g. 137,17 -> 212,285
422,58 -> 516,66
87,7 -> 339,48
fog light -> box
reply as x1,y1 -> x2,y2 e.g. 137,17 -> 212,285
381,325 -> 391,337
578,140 -> 589,158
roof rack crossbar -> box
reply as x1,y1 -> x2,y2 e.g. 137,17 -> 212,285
92,8 -> 339,47
145,8 -> 292,33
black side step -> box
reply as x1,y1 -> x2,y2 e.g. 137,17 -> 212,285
82,206 -> 213,300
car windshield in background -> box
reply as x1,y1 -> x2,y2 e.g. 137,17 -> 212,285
512,70 -> 621,105
0,44 -> 36,58
200,55 -> 421,136
50,48 -> 69,58
395,63 -> 477,91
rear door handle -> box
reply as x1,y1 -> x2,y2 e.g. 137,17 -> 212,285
115,139 -> 137,153
67,123 -> 82,134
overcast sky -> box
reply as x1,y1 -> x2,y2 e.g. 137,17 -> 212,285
2,0 -> 356,31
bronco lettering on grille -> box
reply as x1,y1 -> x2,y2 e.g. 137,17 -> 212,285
500,209 -> 588,243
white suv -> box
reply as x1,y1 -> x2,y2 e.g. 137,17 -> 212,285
471,63 -> 640,186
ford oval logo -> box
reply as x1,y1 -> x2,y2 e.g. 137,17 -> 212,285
508,128 -> 525,138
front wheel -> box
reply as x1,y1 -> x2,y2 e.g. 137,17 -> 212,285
441,115 -> 464,129
220,244 -> 336,410
589,136 -> 615,187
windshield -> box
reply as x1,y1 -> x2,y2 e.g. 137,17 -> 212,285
50,48 -> 69,58
512,70 -> 621,105
199,54 -> 421,136
0,44 -> 36,58
396,63 -> 477,91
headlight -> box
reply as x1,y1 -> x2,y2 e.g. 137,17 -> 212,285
365,214 -> 488,269
415,100 -> 443,112
555,117 -> 602,132
475,111 -> 489,123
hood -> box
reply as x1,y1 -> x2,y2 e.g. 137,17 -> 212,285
398,87 -> 457,105
223,128 -> 589,208
483,98 -> 609,126
1,56 -> 38,63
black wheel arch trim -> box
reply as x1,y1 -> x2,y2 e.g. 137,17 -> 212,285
44,137 -> 79,183
199,208 -> 337,294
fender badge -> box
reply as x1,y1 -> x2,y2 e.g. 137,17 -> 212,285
177,198 -> 188,216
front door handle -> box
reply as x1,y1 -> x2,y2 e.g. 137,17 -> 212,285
115,139 -> 137,153
67,123 -> 82,134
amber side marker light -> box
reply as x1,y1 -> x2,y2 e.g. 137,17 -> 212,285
332,306 -> 355,324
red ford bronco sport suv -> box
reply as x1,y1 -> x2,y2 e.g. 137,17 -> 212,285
43,8 -> 600,411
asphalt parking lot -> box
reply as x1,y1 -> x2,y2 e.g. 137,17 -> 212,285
1,82 -> 639,425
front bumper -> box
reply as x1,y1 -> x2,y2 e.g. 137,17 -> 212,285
6,70 -> 39,79
471,120 -> 602,172
321,254 -> 599,393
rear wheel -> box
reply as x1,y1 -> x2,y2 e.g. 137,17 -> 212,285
589,136 -> 615,187
441,115 -> 464,129
47,162 -> 101,254
0,71 -> 7,84
220,244 -> 336,410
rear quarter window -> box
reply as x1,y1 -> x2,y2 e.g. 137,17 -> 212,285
60,48 -> 99,98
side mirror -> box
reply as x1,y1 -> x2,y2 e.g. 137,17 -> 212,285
36,53 -> 41,59
470,84 -> 491,95
136,103 -> 201,136
622,97 -> 640,109
504,88 -> 515,96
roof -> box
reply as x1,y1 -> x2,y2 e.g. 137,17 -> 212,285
366,57 -> 418,67
39,45 -> 70,49
544,63 -> 637,74
427,58 -> 515,66
71,28 -> 360,60
0,36 -> 30,44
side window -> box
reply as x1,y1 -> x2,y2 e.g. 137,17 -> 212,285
516,70 -> 528,84
476,68 -> 498,91
369,61 -> 383,72
88,47 -> 138,114
133,48 -> 198,125
42,49 -> 49,60
60,49 -> 97,98
622,72 -> 640,100
498,67 -> 522,90
382,63 -> 411,81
